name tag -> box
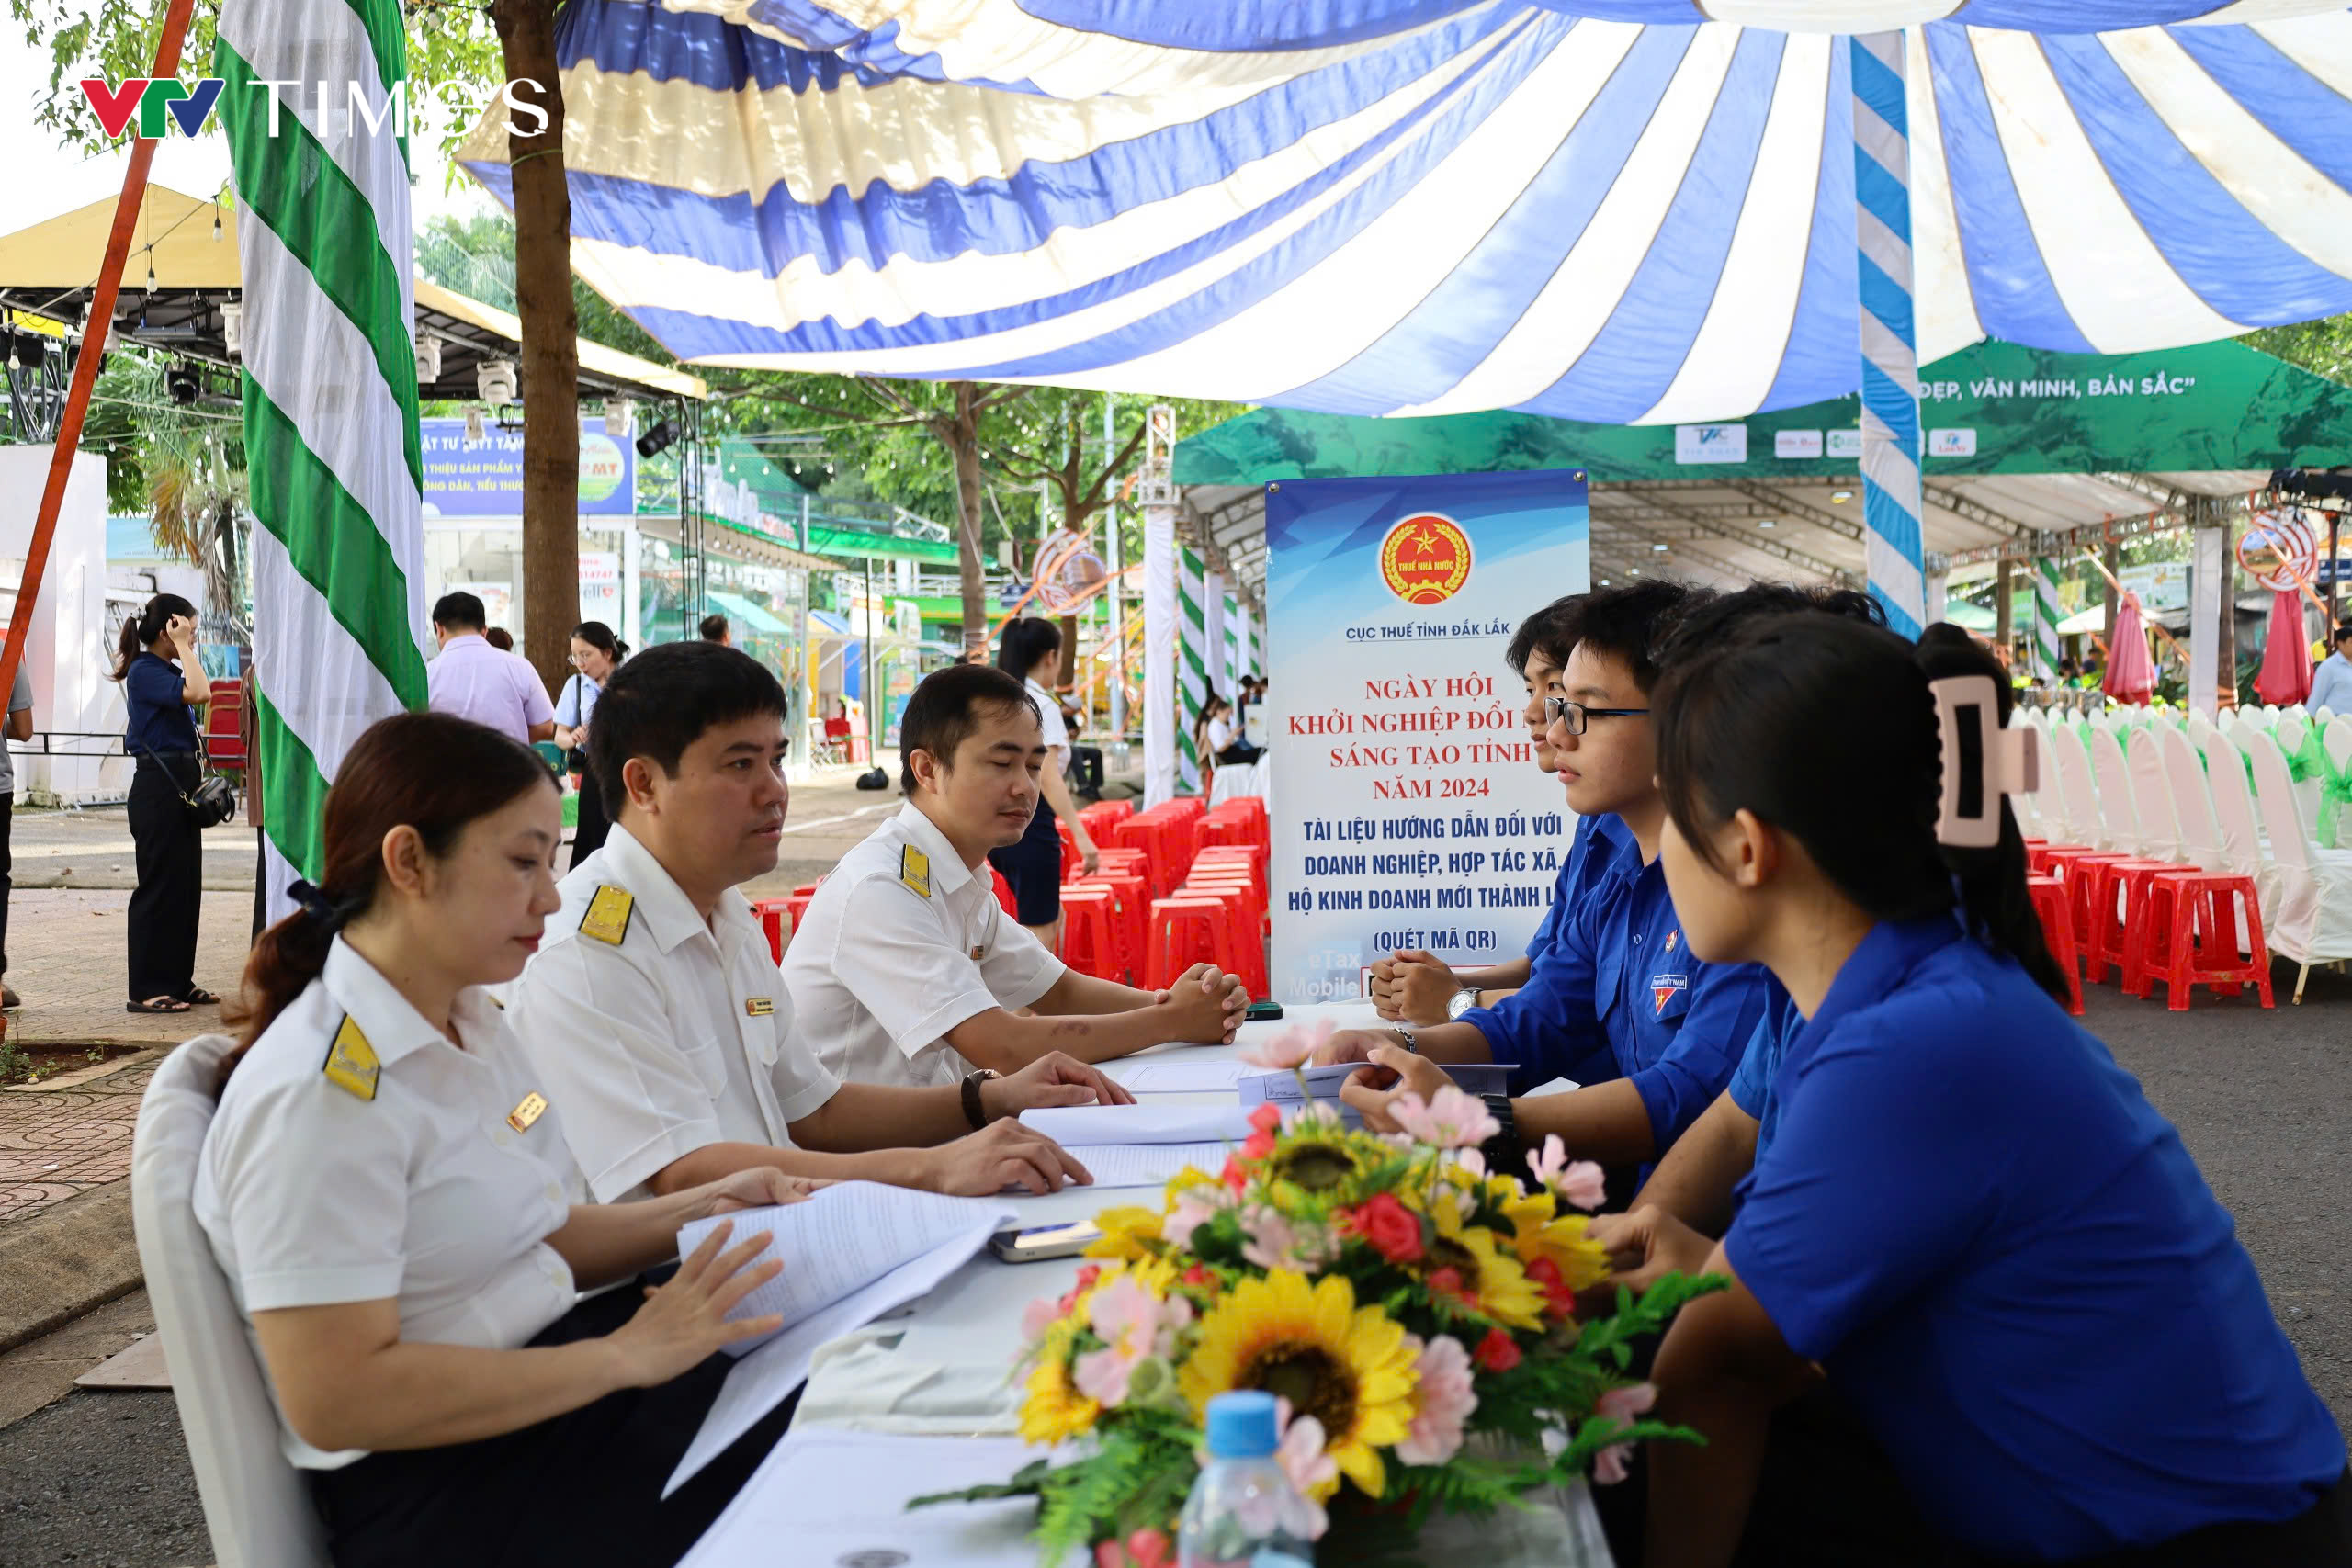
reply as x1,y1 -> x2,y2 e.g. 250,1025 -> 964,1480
507,1091 -> 548,1133
745,997 -> 775,1017
899,845 -> 932,899
581,885 -> 635,945
321,1016 -> 379,1102
969,945 -> 984,961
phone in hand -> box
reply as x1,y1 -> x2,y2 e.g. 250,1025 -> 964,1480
989,1222 -> 1102,1264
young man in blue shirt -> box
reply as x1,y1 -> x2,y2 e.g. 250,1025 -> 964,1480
1324,581 -> 1778,1184
1371,592 -> 1633,1027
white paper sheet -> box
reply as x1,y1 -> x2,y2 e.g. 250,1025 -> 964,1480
1021,1102 -> 1256,1145
1114,1058 -> 1250,1093
676,1182 -> 1008,1343
1237,1060 -> 1518,1104
680,1430 -> 1061,1568
662,1209 -> 1009,1495
1070,1140 -> 1231,1189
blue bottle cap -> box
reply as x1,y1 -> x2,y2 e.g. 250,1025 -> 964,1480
1204,1390 -> 1280,1459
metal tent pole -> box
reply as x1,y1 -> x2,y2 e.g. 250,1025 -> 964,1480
1851,31 -> 1928,637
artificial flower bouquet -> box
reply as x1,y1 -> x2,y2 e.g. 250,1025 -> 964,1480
918,1023 -> 1723,1567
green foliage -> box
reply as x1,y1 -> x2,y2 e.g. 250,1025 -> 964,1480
2243,315 -> 2352,388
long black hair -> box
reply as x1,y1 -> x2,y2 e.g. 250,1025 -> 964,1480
571,620 -> 629,667
111,592 -> 198,682
997,616 -> 1062,682
1653,613 -> 2068,1002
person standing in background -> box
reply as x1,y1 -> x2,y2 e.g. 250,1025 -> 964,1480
2310,624 -> 2352,716
116,593 -> 216,1014
699,615 -> 731,647
484,627 -> 515,651
990,618 -> 1098,946
0,658 -> 32,1009
425,592 -> 554,746
555,622 -> 628,863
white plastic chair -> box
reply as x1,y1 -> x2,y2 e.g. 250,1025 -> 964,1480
2124,727 -> 2180,864
2200,730 -> 2275,919
2159,727 -> 2227,874
2277,715 -> 2324,830
2242,731 -> 2352,1004
2049,727 -> 2103,848
2088,727 -> 2144,856
131,1033 -> 334,1568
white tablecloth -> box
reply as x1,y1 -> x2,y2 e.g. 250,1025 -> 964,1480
729,1001 -> 1616,1566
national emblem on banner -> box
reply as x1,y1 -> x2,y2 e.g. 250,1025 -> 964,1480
1378,513 -> 1475,605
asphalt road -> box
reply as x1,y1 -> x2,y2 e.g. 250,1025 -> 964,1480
1,962 -> 2346,1567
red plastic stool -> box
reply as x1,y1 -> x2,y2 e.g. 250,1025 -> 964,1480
785,885 -> 821,937
1057,885 -> 1122,979
2026,874 -> 2084,1016
1056,819 -> 1082,881
2075,857 -> 2177,986
750,897 -> 793,963
1077,870 -> 1150,982
989,864 -> 1019,918
1186,867 -> 1267,939
1172,882 -> 1268,996
2123,873 -> 2274,1011
1145,896 -> 1252,994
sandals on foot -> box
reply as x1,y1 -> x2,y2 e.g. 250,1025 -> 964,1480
182,987 -> 222,1006
127,996 -> 192,1014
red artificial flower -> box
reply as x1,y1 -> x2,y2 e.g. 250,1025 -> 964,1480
1057,1264 -> 1103,1316
1475,1325 -> 1523,1373
1524,1257 -> 1577,1321
1342,1192 -> 1425,1265
1249,1102 -> 1283,1135
1219,1156 -> 1250,1195
1182,1264 -> 1219,1294
1427,1266 -> 1465,1300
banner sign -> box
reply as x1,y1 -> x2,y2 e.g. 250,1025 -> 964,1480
1263,469 -> 1590,1005
421,417 -> 636,518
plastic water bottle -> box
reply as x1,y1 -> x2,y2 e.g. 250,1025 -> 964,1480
1179,1391 -> 1317,1568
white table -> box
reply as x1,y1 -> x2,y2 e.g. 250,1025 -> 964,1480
692,1002 -> 1614,1565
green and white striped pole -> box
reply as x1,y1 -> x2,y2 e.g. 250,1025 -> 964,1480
1178,546 -> 1206,794
2032,556 -> 2063,682
219,0 -> 430,918
1221,589 -> 1241,696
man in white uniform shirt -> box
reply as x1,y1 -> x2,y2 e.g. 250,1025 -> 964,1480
509,643 -> 1129,1203
786,663 -> 1247,1091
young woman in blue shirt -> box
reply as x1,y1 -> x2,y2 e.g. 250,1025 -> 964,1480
1640,615 -> 2346,1566
116,592 -> 218,1014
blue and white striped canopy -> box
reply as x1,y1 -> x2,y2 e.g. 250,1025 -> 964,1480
458,1 -> 2352,423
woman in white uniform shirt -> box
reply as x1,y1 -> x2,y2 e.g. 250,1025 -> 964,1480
199,712 -> 814,1568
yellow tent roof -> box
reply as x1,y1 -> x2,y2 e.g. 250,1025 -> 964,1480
0,184 -> 704,401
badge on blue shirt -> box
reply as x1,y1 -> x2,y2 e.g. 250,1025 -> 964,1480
1649,973 -> 1688,1014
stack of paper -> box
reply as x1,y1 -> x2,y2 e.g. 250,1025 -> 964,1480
1238,1059 -> 1518,1106
663,1183 -> 1012,1494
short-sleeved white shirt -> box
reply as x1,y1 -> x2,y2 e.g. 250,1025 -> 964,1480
509,823 -> 842,1202
1028,678 -> 1070,755
194,938 -> 582,1470
783,803 -> 1066,1090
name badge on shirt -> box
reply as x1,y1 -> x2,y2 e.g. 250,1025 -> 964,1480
580,885 -> 635,945
507,1091 -> 548,1133
899,845 -> 932,899
321,1016 -> 379,1101
969,944 -> 984,961
745,997 -> 775,1017
1650,974 -> 1689,1015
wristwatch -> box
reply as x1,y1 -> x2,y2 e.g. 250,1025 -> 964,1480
1384,1025 -> 1420,1055
1446,985 -> 1478,1021
960,1068 -> 1001,1130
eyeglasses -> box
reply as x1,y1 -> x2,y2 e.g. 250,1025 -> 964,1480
1544,696 -> 1650,735
567,652 -> 591,666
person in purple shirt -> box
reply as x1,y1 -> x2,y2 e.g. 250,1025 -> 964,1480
425,592 -> 556,747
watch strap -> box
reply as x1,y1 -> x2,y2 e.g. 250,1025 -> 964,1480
1477,1092 -> 1522,1176
960,1070 -> 997,1130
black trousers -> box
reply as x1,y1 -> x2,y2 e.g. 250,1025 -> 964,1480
310,1286 -> 799,1568
127,753 -> 203,1001
0,788 -> 16,976
1069,745 -> 1106,795
571,762 -> 613,863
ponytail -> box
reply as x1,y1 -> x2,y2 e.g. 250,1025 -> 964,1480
111,592 -> 197,682
220,712 -> 559,1083
1914,625 -> 2070,1005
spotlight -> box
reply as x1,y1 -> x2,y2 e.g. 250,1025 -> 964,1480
604,397 -> 635,439
220,302 -> 243,360
165,365 -> 200,406
414,334 -> 442,384
476,357 -> 516,405
635,417 -> 679,460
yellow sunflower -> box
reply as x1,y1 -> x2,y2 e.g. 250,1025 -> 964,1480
1180,1270 -> 1419,1498
1020,1322 -> 1101,1443
1087,1206 -> 1167,1262
1496,1186 -> 1611,1293
1422,1207 -> 1546,1331
1262,1125 -> 1394,1199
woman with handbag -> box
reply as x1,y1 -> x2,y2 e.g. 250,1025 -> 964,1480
116,592 -> 218,1014
552,621 -> 627,863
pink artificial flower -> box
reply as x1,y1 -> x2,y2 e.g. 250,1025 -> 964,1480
1096,1532 -> 1173,1568
1388,1085 -> 1501,1150
1162,1186 -> 1232,1250
1020,1295 -> 1062,1344
1527,1135 -> 1608,1211
1394,1334 -> 1479,1467
1589,1382 -> 1657,1487
1238,1017 -> 1334,1070
1238,1205 -> 1333,1272
1274,1412 -> 1337,1539
1071,1276 -> 1173,1407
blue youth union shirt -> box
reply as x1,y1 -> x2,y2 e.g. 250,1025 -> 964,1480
1462,845 -> 1775,1159
1724,987 -> 1803,1163
1522,813 -> 1629,960
1726,919 -> 2344,1562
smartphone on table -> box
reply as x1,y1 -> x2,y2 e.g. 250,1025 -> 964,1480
989,1221 -> 1102,1264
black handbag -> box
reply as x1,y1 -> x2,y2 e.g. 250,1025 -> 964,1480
129,735 -> 237,828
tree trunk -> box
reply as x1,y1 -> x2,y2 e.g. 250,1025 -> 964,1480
948,380 -> 989,658
494,0 -> 580,693
1994,556 -> 2013,652
2216,517 -> 2238,709
2101,540 -> 2121,648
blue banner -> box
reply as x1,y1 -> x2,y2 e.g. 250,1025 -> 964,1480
1263,468 -> 1589,1005
420,417 -> 637,518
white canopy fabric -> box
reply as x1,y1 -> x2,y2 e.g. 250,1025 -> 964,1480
461,1 -> 2352,423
